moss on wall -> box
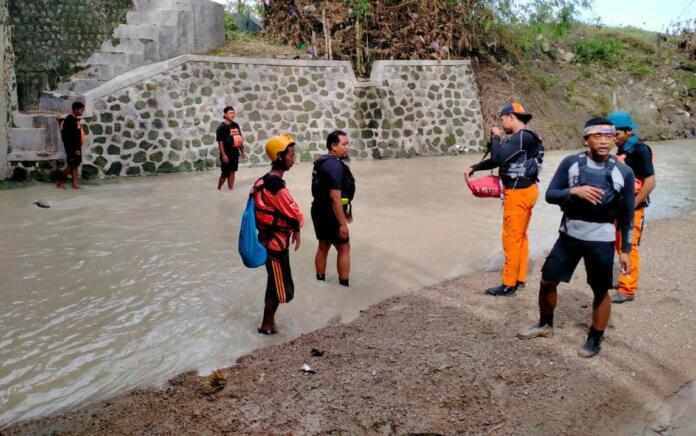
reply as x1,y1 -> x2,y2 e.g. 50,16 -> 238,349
9,0 -> 133,109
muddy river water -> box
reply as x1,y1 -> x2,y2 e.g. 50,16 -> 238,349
1,140 -> 695,424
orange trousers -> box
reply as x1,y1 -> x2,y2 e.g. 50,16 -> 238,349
615,208 -> 645,297
502,184 -> 539,287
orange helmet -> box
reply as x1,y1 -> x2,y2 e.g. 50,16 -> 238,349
265,135 -> 295,161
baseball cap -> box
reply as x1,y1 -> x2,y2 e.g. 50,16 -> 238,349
500,102 -> 532,123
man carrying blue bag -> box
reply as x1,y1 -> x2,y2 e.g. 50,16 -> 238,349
246,135 -> 304,335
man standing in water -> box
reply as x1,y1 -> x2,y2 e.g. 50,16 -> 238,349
253,135 -> 304,335
56,102 -> 86,189
517,117 -> 635,358
607,112 -> 656,303
466,103 -> 544,296
311,131 -> 356,286
216,106 -> 246,191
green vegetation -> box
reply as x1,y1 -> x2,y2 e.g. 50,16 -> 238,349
688,77 -> 696,95
572,38 -> 624,65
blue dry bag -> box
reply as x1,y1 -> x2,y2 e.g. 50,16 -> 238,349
238,195 -> 267,268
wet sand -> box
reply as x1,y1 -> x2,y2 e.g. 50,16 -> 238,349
4,165 -> 696,434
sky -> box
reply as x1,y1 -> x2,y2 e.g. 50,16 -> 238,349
581,0 -> 696,32
211,0 -> 696,33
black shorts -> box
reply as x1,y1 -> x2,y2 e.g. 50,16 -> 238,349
66,153 -> 82,167
311,203 -> 349,245
220,149 -> 240,176
541,233 -> 615,292
265,249 -> 294,304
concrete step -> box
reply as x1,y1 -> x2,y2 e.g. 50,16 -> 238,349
7,150 -> 66,162
100,38 -> 146,55
56,79 -> 105,94
134,0 -> 193,12
113,23 -> 158,41
10,128 -> 47,152
74,64 -> 133,82
13,111 -> 62,128
38,92 -> 85,114
126,9 -> 182,26
86,52 -> 145,68
13,113 -> 39,128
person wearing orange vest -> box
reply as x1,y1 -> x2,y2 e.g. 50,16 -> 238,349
253,135 -> 304,335
56,101 -> 86,189
607,112 -> 656,303
216,106 -> 247,191
466,103 -> 544,297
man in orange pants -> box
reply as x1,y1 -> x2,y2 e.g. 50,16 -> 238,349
608,112 -> 656,303
466,103 -> 544,296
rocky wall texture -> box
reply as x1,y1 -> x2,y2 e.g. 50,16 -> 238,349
79,57 -> 484,178
1,0 -> 16,179
8,0 -> 133,109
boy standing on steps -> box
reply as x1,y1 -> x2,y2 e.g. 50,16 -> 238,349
517,117 -> 635,358
56,101 -> 86,189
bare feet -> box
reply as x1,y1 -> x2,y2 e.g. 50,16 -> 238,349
56,182 -> 66,190
257,326 -> 278,335
71,185 -> 80,189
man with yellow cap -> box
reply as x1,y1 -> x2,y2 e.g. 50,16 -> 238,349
253,135 -> 304,335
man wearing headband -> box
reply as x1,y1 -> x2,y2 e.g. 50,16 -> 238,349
518,117 -> 635,358
466,102 -> 544,297
607,112 -> 656,304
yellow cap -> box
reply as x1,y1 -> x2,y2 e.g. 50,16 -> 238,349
265,135 -> 295,161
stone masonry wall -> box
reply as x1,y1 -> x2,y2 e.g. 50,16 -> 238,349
1,0 -> 16,179
79,56 -> 484,178
9,0 -> 133,109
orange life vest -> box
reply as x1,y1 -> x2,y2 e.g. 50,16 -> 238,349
253,175 -> 299,251
231,127 -> 243,148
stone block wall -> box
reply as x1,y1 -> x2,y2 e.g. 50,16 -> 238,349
1,0 -> 16,179
8,0 -> 133,109
78,56 -> 484,178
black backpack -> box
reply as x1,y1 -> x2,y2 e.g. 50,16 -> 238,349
562,153 -> 622,223
311,155 -> 356,204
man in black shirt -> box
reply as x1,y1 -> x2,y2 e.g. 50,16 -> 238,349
216,106 -> 246,191
607,112 -> 656,303
312,130 -> 356,287
57,101 -> 86,189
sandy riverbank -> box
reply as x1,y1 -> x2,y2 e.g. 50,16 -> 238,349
5,206 -> 696,434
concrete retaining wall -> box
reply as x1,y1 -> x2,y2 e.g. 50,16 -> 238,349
77,56 -> 484,178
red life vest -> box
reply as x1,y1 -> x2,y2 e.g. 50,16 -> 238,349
253,175 -> 299,251
231,127 -> 243,148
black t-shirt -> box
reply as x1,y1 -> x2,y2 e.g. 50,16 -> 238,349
618,142 -> 654,180
618,141 -> 654,208
313,156 -> 346,206
61,114 -> 82,155
216,121 -> 241,158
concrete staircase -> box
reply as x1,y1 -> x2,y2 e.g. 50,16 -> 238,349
9,0 -> 224,162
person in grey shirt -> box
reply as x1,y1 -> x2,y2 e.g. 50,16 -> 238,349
517,117 -> 635,358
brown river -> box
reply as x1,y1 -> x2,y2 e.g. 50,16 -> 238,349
1,139 -> 695,425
